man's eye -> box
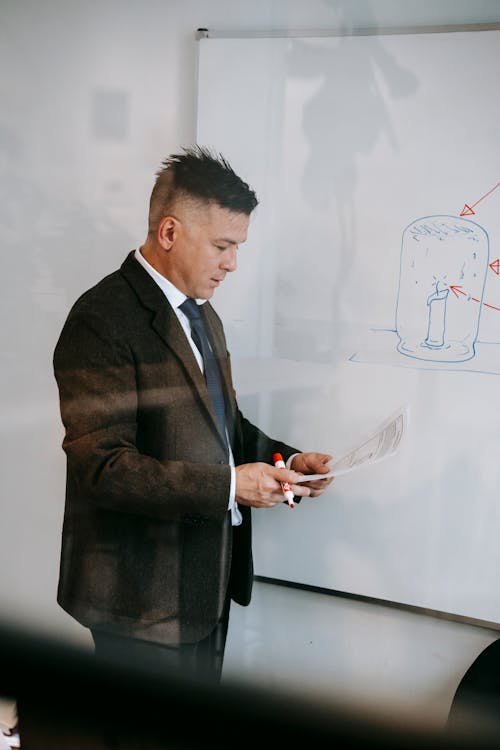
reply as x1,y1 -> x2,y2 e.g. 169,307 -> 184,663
216,245 -> 228,251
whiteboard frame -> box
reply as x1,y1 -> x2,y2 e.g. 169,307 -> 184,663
195,23 -> 500,40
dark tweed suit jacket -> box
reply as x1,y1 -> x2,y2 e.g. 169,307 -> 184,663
53,251 -> 298,645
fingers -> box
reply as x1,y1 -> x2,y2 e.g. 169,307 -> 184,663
235,462 -> 309,508
307,476 -> 335,497
301,471 -> 334,491
290,481 -> 312,498
235,460 -> 334,509
291,452 -> 333,475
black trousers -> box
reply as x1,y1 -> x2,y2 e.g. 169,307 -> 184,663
91,594 -> 231,686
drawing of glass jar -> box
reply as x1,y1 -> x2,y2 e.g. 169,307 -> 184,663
395,215 -> 489,362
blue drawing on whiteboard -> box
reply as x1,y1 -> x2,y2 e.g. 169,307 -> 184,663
424,279 -> 449,349
395,216 -> 489,362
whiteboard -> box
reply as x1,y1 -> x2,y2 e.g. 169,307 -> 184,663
196,28 -> 500,623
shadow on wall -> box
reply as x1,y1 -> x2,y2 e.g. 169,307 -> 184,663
273,0 -> 419,362
0,120 -> 134,392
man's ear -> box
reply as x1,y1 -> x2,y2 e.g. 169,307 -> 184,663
157,216 -> 178,250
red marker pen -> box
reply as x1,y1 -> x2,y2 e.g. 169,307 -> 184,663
273,452 -> 295,508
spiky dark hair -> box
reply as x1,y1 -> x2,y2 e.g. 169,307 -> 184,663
148,145 -> 258,232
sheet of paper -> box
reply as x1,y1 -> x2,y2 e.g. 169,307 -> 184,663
295,405 -> 408,482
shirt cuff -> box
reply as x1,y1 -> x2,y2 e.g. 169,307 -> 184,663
228,465 -> 236,509
228,466 -> 242,526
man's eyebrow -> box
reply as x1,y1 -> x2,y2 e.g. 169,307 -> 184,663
213,237 -> 240,245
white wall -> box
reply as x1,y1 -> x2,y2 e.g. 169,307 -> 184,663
1,0 -> 500,709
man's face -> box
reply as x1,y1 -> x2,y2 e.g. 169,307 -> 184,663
167,202 -> 250,300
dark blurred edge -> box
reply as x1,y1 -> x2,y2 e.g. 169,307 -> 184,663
0,622 -> 498,750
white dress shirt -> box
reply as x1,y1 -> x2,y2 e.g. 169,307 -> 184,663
134,248 -> 242,525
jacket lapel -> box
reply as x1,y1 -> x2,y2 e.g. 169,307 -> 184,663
120,252 -> 228,449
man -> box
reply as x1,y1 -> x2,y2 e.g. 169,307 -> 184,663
53,146 -> 333,684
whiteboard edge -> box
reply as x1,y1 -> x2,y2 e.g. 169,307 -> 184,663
195,23 -> 500,40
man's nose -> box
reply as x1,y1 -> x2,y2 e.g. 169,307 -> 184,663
221,246 -> 237,272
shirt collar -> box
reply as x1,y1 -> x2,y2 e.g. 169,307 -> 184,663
134,248 -> 205,310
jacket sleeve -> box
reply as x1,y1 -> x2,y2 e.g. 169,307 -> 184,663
53,306 -> 231,523
236,410 -> 301,466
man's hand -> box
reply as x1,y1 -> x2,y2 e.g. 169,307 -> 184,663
235,462 -> 311,508
290,452 -> 334,497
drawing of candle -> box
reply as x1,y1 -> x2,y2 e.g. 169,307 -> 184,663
425,279 -> 449,349
395,215 -> 489,362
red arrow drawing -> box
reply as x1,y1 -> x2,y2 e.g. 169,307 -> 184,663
490,259 -> 500,275
449,285 -> 467,298
460,181 -> 500,216
449,285 -> 500,311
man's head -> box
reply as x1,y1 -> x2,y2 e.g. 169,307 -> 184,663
143,146 -> 258,299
